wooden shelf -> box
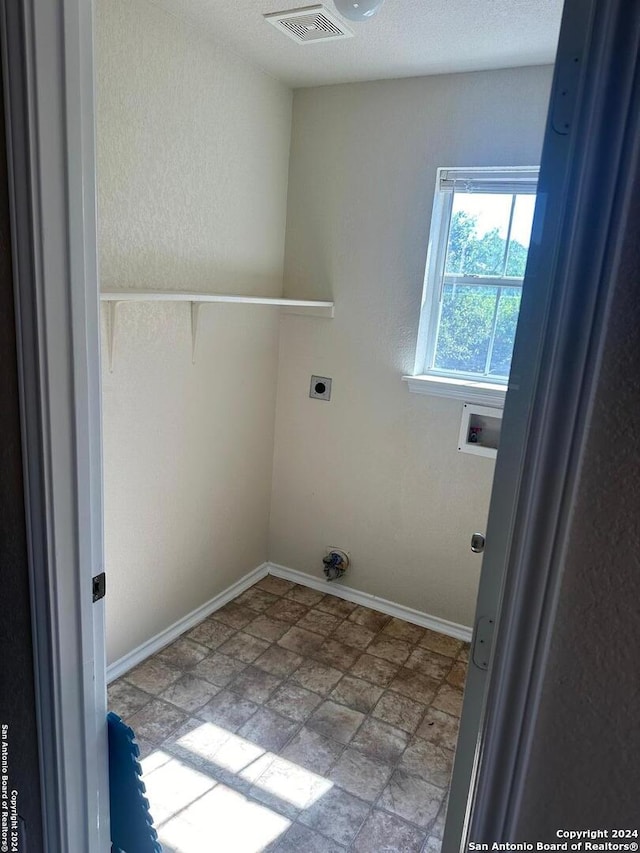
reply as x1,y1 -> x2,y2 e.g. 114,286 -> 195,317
100,289 -> 334,371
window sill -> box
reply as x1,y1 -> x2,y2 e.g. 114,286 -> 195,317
403,374 -> 506,408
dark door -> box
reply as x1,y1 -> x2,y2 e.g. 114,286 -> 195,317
444,0 -> 640,846
0,62 -> 44,852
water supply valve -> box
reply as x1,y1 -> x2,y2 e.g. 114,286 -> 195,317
323,548 -> 350,581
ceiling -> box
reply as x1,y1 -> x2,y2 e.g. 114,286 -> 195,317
150,0 -> 564,88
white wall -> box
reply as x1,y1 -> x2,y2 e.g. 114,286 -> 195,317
270,67 -> 553,627
97,0 -> 292,664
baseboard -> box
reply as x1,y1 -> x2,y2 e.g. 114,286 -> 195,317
267,562 -> 473,643
106,563 -> 270,683
108,559 -> 472,682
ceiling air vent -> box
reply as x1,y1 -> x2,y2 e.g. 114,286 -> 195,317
264,5 -> 354,44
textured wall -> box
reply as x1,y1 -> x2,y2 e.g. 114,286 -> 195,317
514,177 -> 640,833
270,67 -> 553,627
96,0 -> 292,664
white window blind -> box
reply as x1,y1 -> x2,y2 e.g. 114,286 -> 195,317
439,168 -> 538,196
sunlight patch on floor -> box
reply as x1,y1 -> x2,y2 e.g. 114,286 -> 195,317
173,720 -> 334,806
140,751 -> 216,825
157,782 -> 291,853
252,754 -> 332,810
176,720 -> 267,777
139,724 -> 334,852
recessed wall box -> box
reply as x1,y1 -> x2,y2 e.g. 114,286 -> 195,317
458,403 -> 503,458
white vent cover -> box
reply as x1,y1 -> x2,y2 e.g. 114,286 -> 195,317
264,5 -> 353,44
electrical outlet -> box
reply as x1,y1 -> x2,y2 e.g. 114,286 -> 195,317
310,375 -> 332,401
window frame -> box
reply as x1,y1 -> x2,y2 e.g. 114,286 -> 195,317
411,167 -> 539,400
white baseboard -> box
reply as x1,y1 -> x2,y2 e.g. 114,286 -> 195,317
267,562 -> 473,643
106,563 -> 270,682
107,559 -> 472,683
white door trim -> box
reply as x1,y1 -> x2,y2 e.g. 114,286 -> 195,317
1,1 -> 109,850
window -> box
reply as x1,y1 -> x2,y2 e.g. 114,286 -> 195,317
410,167 -> 538,403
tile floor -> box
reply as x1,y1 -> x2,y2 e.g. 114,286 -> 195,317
108,576 -> 469,853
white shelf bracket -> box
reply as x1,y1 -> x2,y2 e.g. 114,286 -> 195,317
106,300 -> 121,373
190,302 -> 201,364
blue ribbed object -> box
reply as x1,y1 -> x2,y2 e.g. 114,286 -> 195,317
107,711 -> 163,853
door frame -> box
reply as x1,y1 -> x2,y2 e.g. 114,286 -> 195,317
445,0 -> 640,846
1,0 -> 109,850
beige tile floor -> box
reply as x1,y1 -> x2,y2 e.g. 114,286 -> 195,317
108,576 -> 469,853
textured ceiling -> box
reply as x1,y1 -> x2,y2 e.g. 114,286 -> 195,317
149,0 -> 563,88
